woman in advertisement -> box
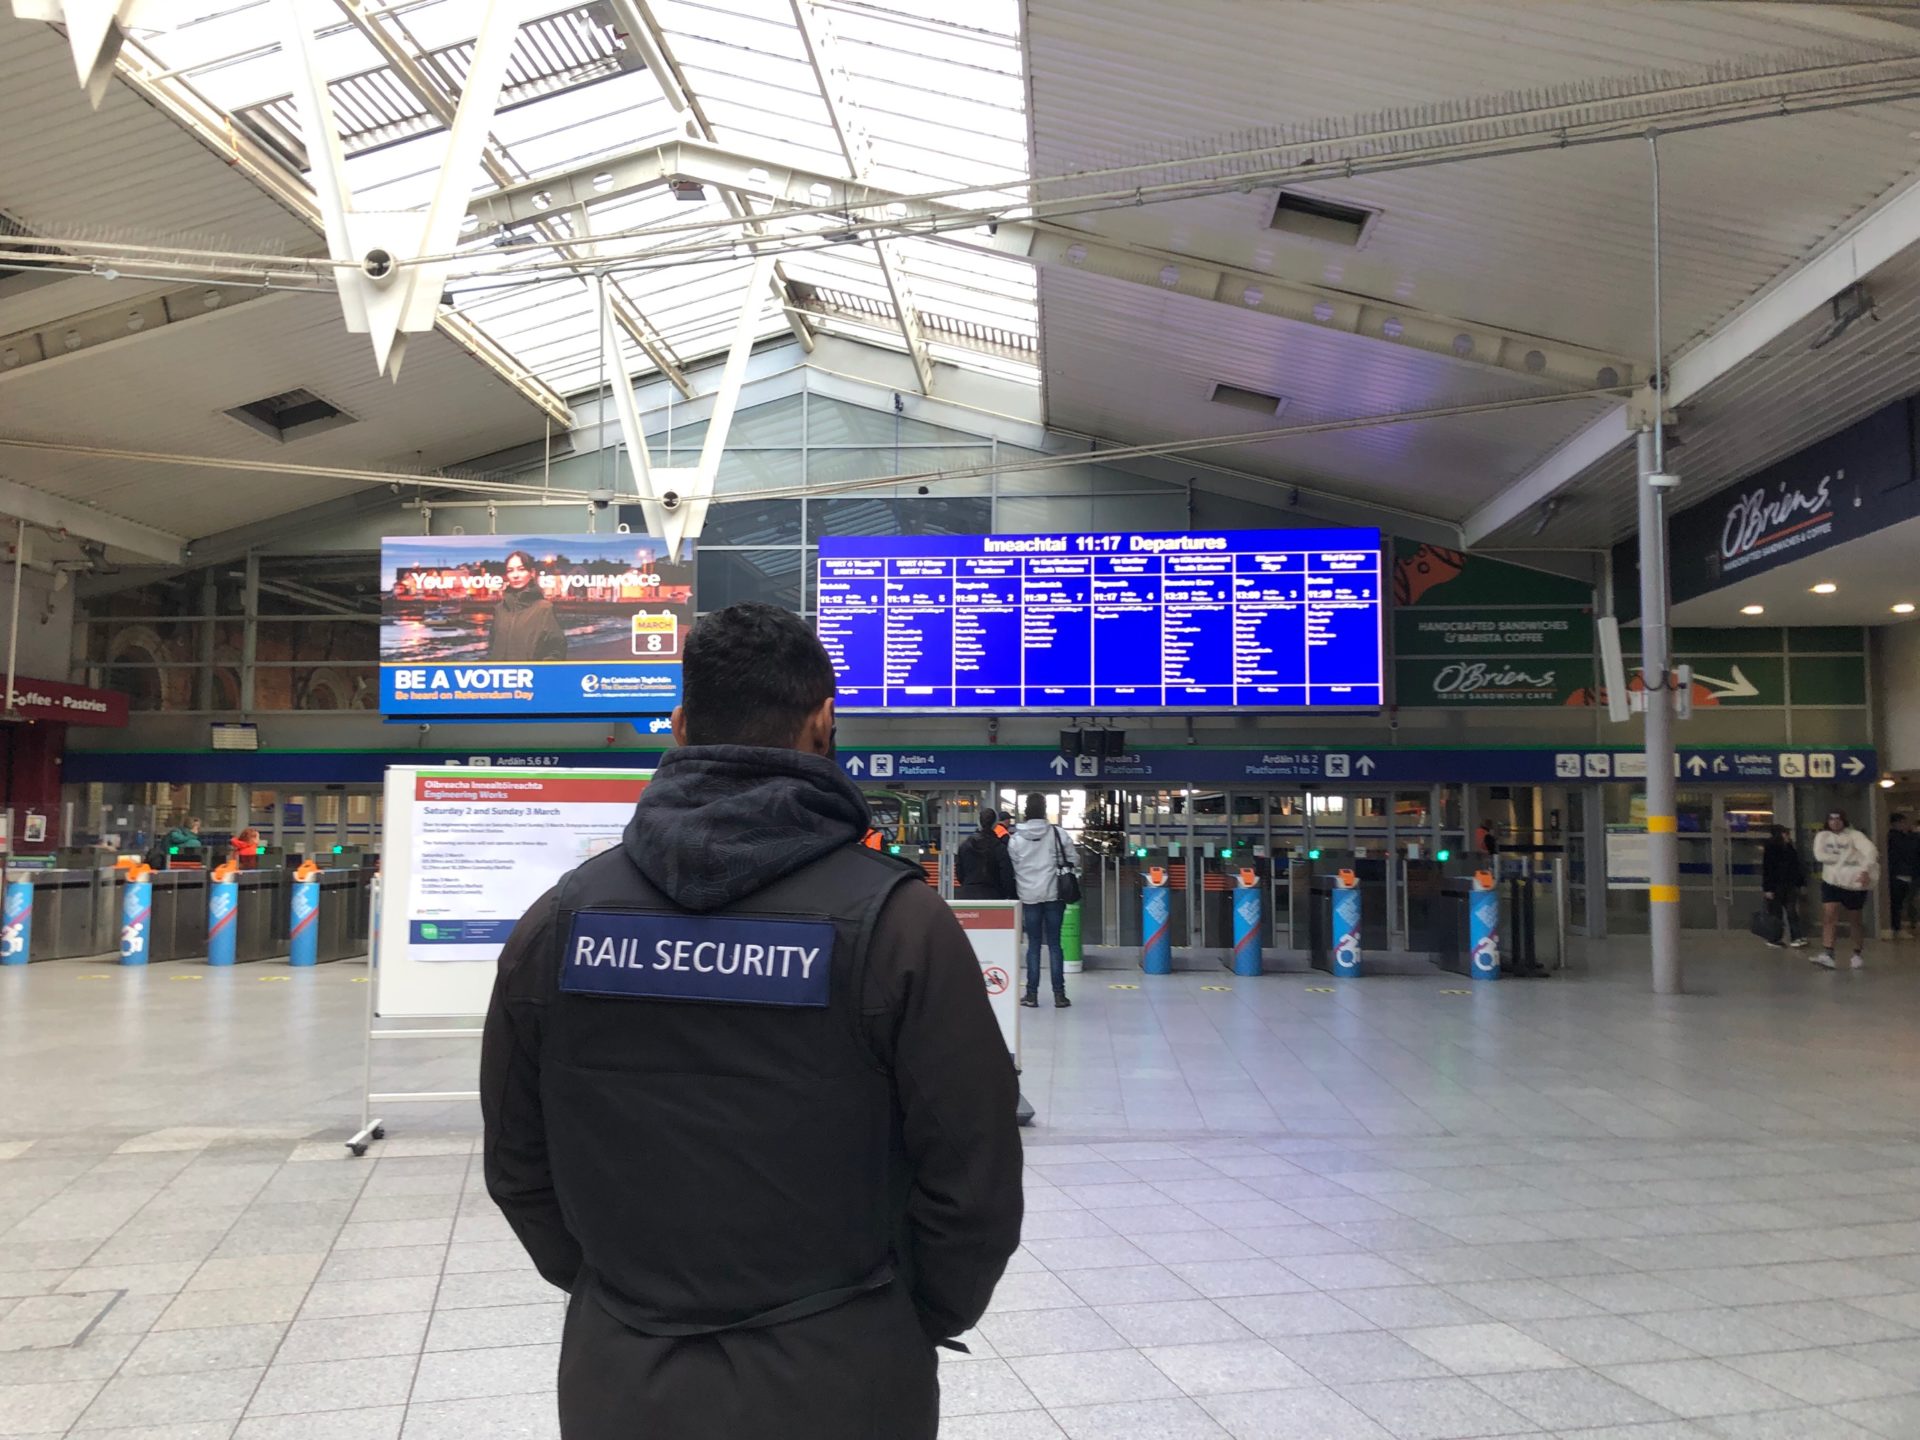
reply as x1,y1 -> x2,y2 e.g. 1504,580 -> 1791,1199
487,550 -> 570,663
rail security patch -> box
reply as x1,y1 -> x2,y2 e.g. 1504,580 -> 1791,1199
562,911 -> 835,1007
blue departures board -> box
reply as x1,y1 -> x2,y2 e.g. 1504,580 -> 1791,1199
816,529 -> 1384,711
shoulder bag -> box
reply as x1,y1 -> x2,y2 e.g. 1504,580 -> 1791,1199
1051,827 -> 1082,904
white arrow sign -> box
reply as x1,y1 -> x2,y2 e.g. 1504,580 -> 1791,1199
1354,755 -> 1377,776
844,756 -> 865,776
1685,755 -> 1708,776
1842,756 -> 1866,776
1690,665 -> 1762,702
1050,755 -> 1070,775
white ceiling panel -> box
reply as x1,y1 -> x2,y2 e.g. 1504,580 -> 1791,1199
1038,267 -> 1618,519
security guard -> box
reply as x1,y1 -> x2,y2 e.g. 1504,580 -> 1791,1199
481,602 -> 1023,1440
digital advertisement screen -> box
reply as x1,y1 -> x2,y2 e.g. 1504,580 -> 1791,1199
817,528 -> 1383,712
379,534 -> 694,717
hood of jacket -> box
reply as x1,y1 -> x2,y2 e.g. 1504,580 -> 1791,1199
623,745 -> 871,912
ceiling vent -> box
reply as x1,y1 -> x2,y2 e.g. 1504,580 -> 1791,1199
224,388 -> 358,443
1268,191 -> 1378,247
1209,382 -> 1288,417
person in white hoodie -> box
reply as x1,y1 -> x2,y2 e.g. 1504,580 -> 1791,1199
1812,809 -> 1878,970
1006,794 -> 1076,1009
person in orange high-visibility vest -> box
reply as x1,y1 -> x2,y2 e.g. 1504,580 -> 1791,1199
862,827 -> 884,851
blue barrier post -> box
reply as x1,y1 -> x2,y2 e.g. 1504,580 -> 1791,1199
1331,871 -> 1362,979
1141,869 -> 1172,975
3,877 -> 32,964
207,877 -> 238,967
289,875 -> 320,967
1231,869 -> 1263,977
120,874 -> 152,966
1470,873 -> 1501,982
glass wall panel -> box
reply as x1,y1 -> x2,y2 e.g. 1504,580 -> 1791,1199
695,549 -> 805,613
805,395 -> 983,446
806,495 -> 993,541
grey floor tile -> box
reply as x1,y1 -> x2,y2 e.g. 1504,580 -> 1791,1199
1600,1358 -> 1799,1418
246,1356 -> 418,1417
1217,1292 -> 1374,1339
1557,1273 -> 1708,1315
1009,1349 -> 1183,1409
1060,1267 -> 1203,1307
151,1285 -> 307,1332
1052,1395 -> 1231,1438
1273,1332 -> 1451,1386
399,1391 -> 562,1440
1445,1280 -> 1603,1322
1740,1301 -> 1917,1346
1166,1262 -> 1312,1300
1336,1285 -> 1493,1330
300,1276 -> 441,1321
234,1409 -> 405,1440
978,1306 -> 1129,1358
186,1255 -> 324,1293
989,1271 -> 1087,1312
1141,1340 -> 1312,1396
430,1271 -> 560,1311
275,1311 -> 428,1365
1830,1394 -> 1920,1439
1720,1347 -> 1916,1405
409,1344 -> 559,1404
0,1378 -> 105,1434
439,1242 -> 538,1276
74,1368 -> 263,1430
316,1249 -> 446,1285
1280,1254 -> 1421,1292
422,1303 -> 563,1352
1524,1314 -> 1690,1366
1023,1237 -> 1156,1272
937,1412 -> 1066,1439
1095,1300 -> 1251,1348
1699,1408 -> 1886,1439
1632,1309 -> 1811,1358
938,1357 -> 1043,1417
1338,1375 -> 1538,1439
1199,1382 -> 1395,1439
1398,1323 -> 1575,1376
1129,1232 -> 1263,1266
1470,1367 -> 1680,1430
121,1323 -> 286,1376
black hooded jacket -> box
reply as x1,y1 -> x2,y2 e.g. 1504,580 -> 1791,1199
481,746 -> 1022,1438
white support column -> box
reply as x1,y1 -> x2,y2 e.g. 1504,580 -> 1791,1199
1636,427 -> 1682,995
279,0 -> 531,379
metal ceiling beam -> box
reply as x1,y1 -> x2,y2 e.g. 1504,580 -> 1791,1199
787,0 -> 934,393
0,281 -> 284,381
1462,161 -> 1920,545
0,471 -> 185,562
468,138 -> 1641,393
611,0 -> 816,356
333,0 -> 692,397
101,34 -> 573,428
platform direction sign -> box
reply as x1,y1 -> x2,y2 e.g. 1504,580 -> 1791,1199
64,744 -> 1877,788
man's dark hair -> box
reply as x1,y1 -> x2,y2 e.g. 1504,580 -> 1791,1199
1023,793 -> 1047,821
1894,811 -> 1910,825
979,808 -> 998,830
679,603 -> 837,748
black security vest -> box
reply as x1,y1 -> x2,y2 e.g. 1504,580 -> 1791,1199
543,840 -> 919,1336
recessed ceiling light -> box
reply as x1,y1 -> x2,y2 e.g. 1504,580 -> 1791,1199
1894,603 -> 1916,615
1740,604 -> 1765,616
1811,582 -> 1838,594
1881,777 -> 1898,789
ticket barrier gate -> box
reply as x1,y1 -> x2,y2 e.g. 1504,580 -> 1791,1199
1434,864 -> 1559,979
118,869 -> 208,962
312,862 -> 376,964
233,860 -> 290,963
1307,870 -> 1364,977
12,866 -> 124,960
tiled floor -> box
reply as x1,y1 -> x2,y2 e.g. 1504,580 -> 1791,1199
3,936 -> 1919,1438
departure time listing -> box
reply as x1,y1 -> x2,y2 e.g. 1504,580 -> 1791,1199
815,529 -> 1382,711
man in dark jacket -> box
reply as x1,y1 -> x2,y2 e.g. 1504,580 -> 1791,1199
1760,824 -> 1808,948
1888,812 -> 1918,937
481,602 -> 1022,1440
953,808 -> 1016,899
486,549 -> 569,662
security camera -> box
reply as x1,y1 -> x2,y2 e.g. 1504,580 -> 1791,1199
417,723 -> 430,735
661,490 -> 681,510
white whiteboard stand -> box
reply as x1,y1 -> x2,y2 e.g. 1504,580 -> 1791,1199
345,764 -> 651,1157
950,900 -> 1034,1128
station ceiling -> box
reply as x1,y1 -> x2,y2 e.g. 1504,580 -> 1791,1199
5,1 -> 1920,583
